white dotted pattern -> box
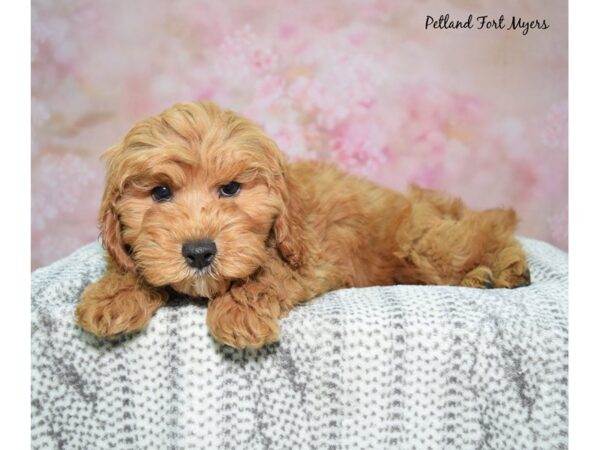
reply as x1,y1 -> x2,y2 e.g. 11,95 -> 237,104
31,238 -> 567,449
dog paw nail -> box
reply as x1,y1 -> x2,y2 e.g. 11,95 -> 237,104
484,277 -> 494,289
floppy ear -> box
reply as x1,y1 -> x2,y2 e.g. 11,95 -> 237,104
99,198 -> 135,272
98,145 -> 136,272
272,168 -> 310,269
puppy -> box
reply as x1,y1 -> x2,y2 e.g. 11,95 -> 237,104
76,101 -> 530,348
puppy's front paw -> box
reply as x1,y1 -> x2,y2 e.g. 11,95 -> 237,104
207,290 -> 280,349
76,279 -> 165,337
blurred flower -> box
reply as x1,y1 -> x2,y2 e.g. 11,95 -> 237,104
541,102 -> 568,150
548,209 -> 568,250
330,123 -> 390,175
31,152 -> 103,268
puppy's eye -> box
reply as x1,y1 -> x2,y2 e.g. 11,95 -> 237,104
219,181 -> 241,198
151,186 -> 172,202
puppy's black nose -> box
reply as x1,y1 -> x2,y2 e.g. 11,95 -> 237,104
182,239 -> 217,269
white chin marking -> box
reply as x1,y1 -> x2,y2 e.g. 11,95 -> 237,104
192,266 -> 212,276
192,276 -> 215,297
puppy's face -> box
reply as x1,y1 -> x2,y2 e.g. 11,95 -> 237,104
100,102 -> 290,297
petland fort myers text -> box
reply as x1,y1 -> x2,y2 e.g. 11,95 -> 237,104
425,14 -> 549,35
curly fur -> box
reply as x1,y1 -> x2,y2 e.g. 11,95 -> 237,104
76,101 -> 530,348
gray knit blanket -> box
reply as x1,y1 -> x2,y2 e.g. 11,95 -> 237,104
31,238 -> 568,449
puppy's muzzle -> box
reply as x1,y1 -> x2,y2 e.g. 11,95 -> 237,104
182,239 -> 217,269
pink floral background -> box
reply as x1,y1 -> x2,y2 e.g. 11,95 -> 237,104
31,0 -> 567,270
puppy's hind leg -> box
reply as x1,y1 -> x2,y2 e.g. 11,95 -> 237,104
460,265 -> 495,289
394,204 -> 528,289
490,239 -> 531,288
459,208 -> 530,289
394,213 -> 490,287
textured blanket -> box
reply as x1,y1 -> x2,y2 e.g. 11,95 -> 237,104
31,238 -> 568,449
